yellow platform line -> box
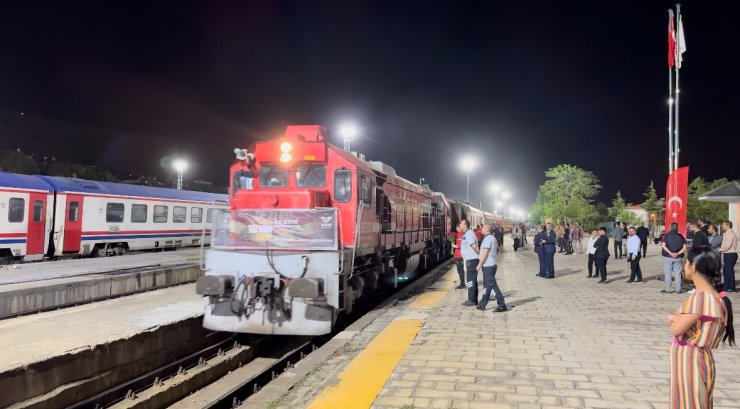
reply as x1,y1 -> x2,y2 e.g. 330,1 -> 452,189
307,319 -> 423,409
409,270 -> 456,309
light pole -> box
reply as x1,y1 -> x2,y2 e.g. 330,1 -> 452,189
173,159 -> 188,190
489,183 -> 501,213
339,123 -> 358,152
461,157 -> 475,203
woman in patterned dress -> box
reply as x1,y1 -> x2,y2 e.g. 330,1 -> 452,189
668,246 -> 736,408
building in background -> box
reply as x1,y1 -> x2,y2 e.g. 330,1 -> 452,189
699,180 -> 740,230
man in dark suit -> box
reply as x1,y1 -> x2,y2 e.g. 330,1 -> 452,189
593,227 -> 611,283
534,225 -> 545,277
690,222 -> 709,247
636,225 -> 650,257
540,222 -> 557,278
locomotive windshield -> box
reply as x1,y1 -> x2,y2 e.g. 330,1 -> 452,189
258,164 -> 289,188
296,164 -> 326,188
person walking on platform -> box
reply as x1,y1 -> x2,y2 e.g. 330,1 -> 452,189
541,222 -> 557,278
451,226 -> 466,290
572,222 -> 584,254
512,225 -> 522,251
521,223 -> 528,247
459,219 -> 480,306
564,223 -> 573,255
636,224 -> 650,257
494,224 -> 504,253
476,224 -> 507,312
593,227 -> 610,283
534,225 -> 546,277
613,222 -> 624,259
556,223 -> 565,253
626,227 -> 644,283
719,221 -> 737,292
587,229 -> 598,278
667,246 -> 736,409
661,222 -> 687,294
473,225 -> 484,245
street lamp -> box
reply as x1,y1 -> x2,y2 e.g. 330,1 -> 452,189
460,157 -> 476,203
489,183 -> 501,213
339,123 -> 359,152
173,159 -> 188,190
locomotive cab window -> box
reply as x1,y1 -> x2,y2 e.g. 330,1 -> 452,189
68,201 -> 79,222
296,164 -> 326,188
258,164 -> 289,188
191,207 -> 203,223
154,205 -> 168,223
232,169 -> 254,196
131,204 -> 148,223
173,206 -> 187,223
33,201 -> 43,222
334,169 -> 351,203
8,198 -> 24,223
106,203 -> 124,223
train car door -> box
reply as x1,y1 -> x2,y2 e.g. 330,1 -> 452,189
26,192 -> 46,255
63,195 -> 84,252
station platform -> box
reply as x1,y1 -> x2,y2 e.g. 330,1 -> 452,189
253,244 -> 740,409
0,283 -> 204,408
0,249 -> 203,317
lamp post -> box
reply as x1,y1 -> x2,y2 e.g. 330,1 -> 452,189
173,159 -> 188,190
489,183 -> 501,213
339,123 -> 358,152
461,157 -> 475,203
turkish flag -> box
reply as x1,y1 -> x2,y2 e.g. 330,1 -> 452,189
668,11 -> 676,67
665,166 -> 689,237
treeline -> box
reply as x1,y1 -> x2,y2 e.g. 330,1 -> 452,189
0,149 -> 227,194
529,164 -> 728,230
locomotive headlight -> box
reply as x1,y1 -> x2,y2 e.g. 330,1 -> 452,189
280,152 -> 292,163
280,142 -> 292,153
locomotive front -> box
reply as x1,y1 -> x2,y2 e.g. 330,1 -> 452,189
196,125 -> 355,335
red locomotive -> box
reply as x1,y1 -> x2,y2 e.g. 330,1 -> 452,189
197,125 -> 510,335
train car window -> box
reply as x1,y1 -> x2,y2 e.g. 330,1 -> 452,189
334,169 -> 351,202
191,207 -> 203,223
8,198 -> 24,223
131,204 -> 148,223
154,205 -> 168,223
106,203 -> 125,223
173,206 -> 187,223
206,208 -> 214,223
296,164 -> 326,188
360,176 -> 372,208
33,201 -> 43,222
68,201 -> 79,222
258,164 -> 289,188
232,169 -> 254,197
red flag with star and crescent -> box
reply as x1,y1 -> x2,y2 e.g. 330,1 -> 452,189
665,166 -> 689,237
668,10 -> 676,67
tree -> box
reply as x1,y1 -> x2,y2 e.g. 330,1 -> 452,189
0,149 -> 39,174
529,164 -> 601,225
687,177 -> 729,224
642,181 -> 661,231
608,191 -> 626,221
48,163 -> 118,181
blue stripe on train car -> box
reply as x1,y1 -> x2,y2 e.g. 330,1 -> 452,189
81,232 -> 212,241
0,239 -> 27,244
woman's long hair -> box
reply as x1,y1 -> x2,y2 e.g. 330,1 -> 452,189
687,246 -> 735,346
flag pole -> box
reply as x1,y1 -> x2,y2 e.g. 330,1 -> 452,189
668,9 -> 675,173
674,3 -> 682,171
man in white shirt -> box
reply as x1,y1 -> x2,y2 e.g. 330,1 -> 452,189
476,224 -> 507,312
459,219 -> 480,306
626,227 -> 644,283
587,229 -> 599,278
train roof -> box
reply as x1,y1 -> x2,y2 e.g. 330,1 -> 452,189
37,176 -> 228,203
0,172 -> 53,192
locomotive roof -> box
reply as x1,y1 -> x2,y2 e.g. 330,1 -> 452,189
38,176 -> 228,203
0,172 -> 53,192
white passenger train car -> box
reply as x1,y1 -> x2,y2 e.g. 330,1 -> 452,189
0,173 -> 54,262
0,172 -> 228,262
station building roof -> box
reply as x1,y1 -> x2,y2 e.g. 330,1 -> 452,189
0,172 -> 53,192
699,180 -> 740,203
38,176 -> 228,203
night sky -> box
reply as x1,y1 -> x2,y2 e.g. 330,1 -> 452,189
2,1 -> 738,212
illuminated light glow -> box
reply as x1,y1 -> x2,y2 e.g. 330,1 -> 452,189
496,201 -> 503,207
280,152 -> 292,163
280,142 -> 293,152
490,183 -> 501,193
304,155 -> 316,160
502,191 -> 511,200
339,123 -> 359,139
460,157 -> 476,172
173,159 -> 188,173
